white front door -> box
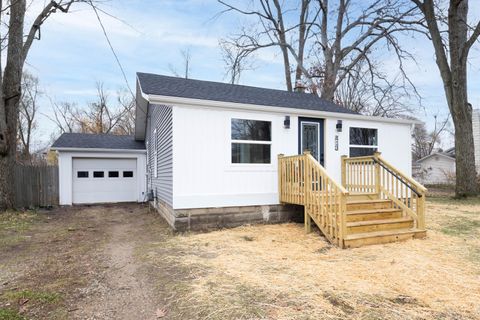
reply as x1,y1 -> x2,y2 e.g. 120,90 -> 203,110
72,158 -> 137,204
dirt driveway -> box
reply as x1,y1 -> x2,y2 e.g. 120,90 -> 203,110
1,199 -> 480,320
0,204 -> 172,320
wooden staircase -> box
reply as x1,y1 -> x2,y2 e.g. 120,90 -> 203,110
343,194 -> 426,248
278,152 -> 427,248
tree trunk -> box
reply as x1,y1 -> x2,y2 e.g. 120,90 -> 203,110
294,0 -> 308,86
447,0 -> 478,197
417,0 -> 479,197
450,68 -> 478,197
0,0 -> 26,210
320,51 -> 337,101
279,35 -> 292,92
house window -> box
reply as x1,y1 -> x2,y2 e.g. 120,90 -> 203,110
93,171 -> 104,178
77,171 -> 89,178
231,119 -> 271,163
153,129 -> 158,178
349,127 -> 378,157
123,171 -> 134,178
108,171 -> 119,178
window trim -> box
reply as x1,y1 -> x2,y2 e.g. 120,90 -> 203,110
348,127 -> 378,157
230,118 -> 272,165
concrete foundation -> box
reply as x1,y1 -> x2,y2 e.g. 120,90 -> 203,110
151,199 -> 303,231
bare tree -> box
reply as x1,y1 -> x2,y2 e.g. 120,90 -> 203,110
47,101 -> 80,135
412,115 -> 451,161
219,38 -> 256,84
411,0 -> 480,197
218,0 -> 420,99
330,57 -> 415,117
113,89 -> 135,135
169,49 -> 192,79
0,0 -> 94,209
47,84 -> 135,137
18,72 -> 41,161
219,0 -> 317,91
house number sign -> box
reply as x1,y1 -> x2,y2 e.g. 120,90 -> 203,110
335,135 -> 339,151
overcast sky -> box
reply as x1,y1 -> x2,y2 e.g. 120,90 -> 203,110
25,0 -> 480,150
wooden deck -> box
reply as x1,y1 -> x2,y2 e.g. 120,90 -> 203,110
278,152 -> 427,248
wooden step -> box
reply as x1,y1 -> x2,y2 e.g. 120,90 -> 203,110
343,229 -> 427,248
347,199 -> 393,211
346,208 -> 403,222
346,217 -> 414,234
347,192 -> 378,201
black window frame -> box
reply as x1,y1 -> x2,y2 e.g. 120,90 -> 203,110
77,171 -> 89,178
231,118 -> 272,164
123,171 -> 134,178
108,171 -> 119,178
93,171 -> 105,178
349,127 -> 378,157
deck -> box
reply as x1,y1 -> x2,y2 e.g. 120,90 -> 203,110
278,152 -> 427,248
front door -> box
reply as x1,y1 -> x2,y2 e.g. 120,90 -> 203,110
299,117 -> 324,165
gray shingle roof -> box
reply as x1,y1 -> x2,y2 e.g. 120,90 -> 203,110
51,133 -> 145,150
137,72 -> 357,114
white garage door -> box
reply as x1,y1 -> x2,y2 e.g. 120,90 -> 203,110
72,158 -> 137,204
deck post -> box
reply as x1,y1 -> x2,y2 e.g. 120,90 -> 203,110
417,195 -> 426,229
305,210 -> 312,233
374,151 -> 382,197
277,154 -> 284,204
341,155 -> 347,188
303,151 -> 312,233
339,193 -> 347,248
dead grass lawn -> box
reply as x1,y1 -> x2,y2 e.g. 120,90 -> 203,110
143,197 -> 480,319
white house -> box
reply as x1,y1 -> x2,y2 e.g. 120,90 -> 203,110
474,109 -> 480,172
52,72 -> 418,232
414,108 -> 480,185
415,148 -> 456,185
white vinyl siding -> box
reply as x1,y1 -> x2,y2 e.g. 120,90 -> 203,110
153,128 -> 158,178
473,109 -> 480,173
417,154 -> 456,185
146,104 -> 173,206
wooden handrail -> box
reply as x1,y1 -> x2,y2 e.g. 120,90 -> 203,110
278,152 -> 348,247
306,154 -> 349,195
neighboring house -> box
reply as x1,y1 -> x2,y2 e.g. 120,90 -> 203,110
474,108 -> 480,173
414,108 -> 480,185
415,148 -> 456,185
52,72 -> 417,231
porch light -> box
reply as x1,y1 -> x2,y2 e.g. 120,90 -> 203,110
284,116 -> 290,129
336,120 -> 343,132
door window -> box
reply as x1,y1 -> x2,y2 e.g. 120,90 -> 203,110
301,122 -> 320,161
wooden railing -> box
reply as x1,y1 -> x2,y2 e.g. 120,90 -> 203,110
342,152 -> 427,229
278,152 -> 349,246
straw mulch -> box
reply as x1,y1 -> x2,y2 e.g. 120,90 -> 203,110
148,198 -> 480,319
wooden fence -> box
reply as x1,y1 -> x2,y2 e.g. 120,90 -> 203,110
14,164 -> 59,208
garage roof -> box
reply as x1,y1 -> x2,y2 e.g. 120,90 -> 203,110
51,133 -> 146,150
137,72 -> 357,114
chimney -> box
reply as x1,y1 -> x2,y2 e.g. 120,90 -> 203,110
294,81 -> 306,93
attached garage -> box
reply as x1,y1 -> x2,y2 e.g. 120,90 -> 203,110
51,133 -> 147,205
